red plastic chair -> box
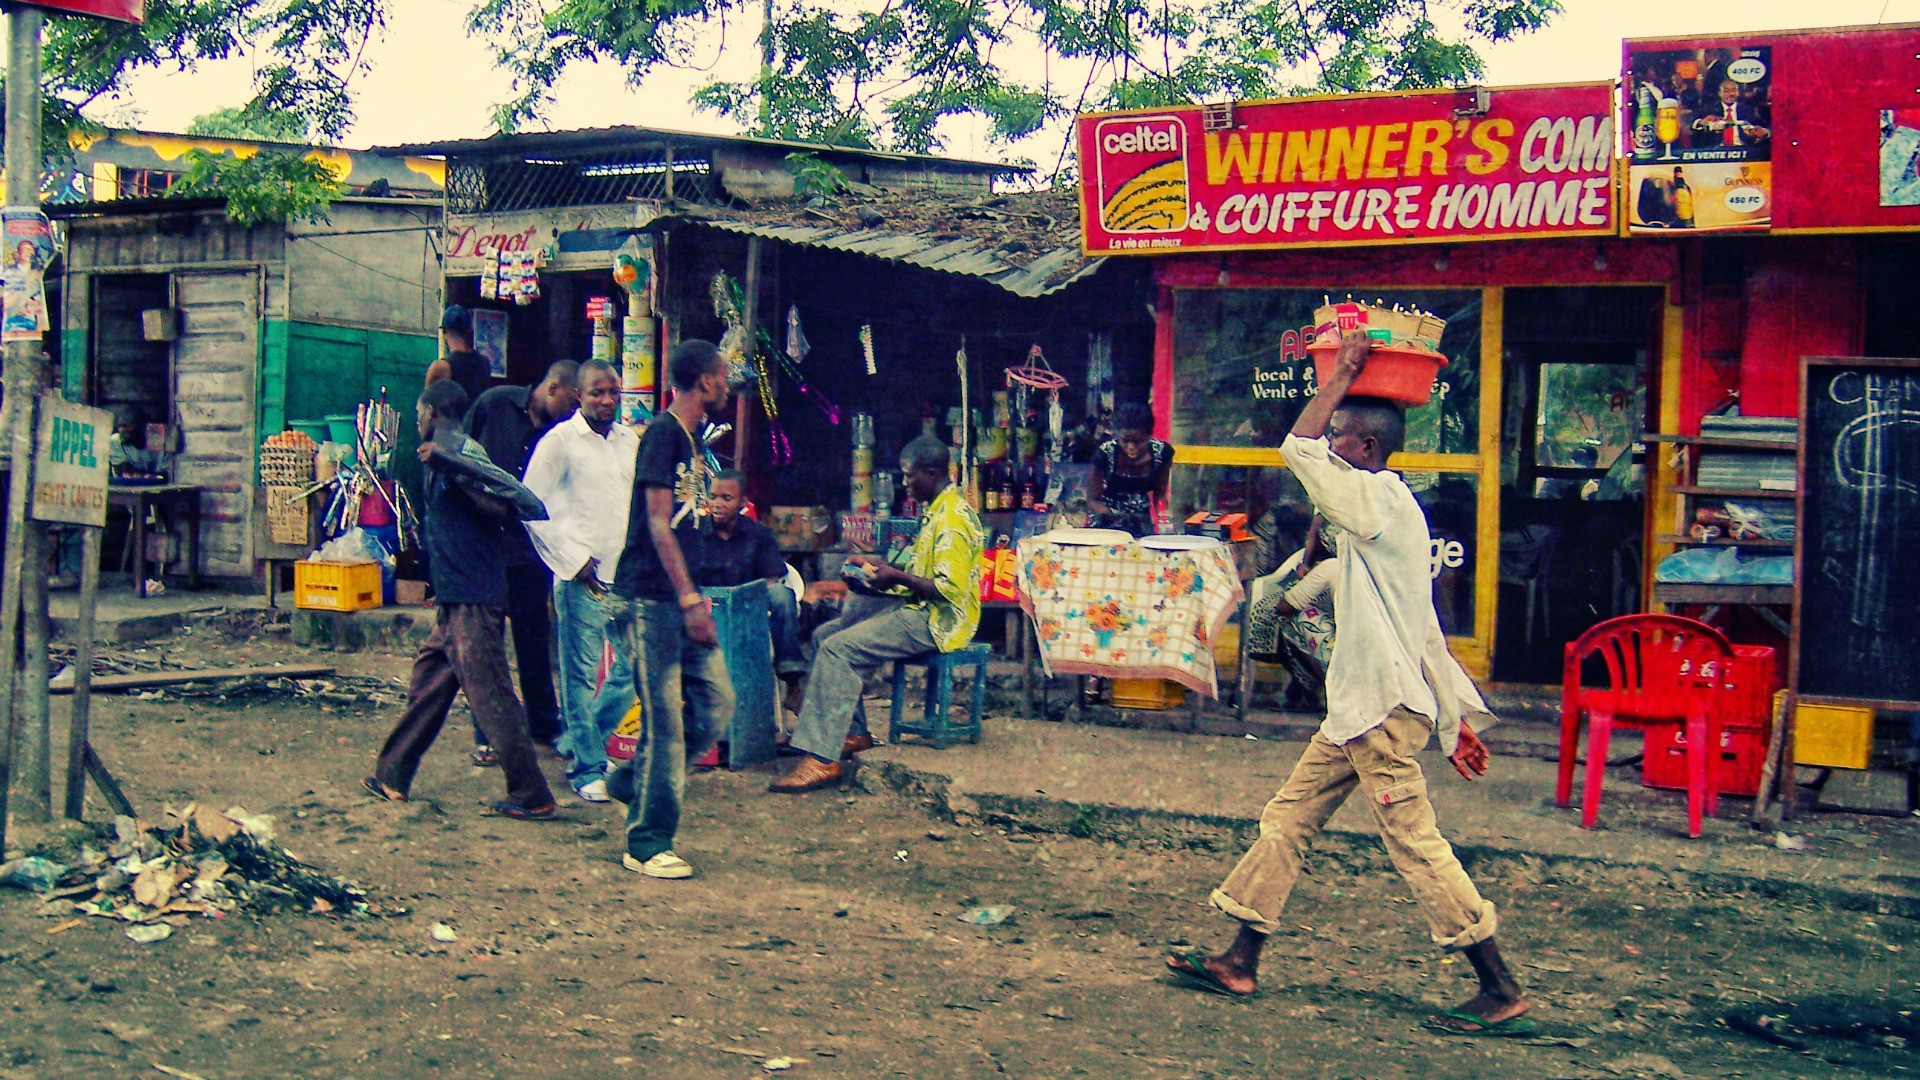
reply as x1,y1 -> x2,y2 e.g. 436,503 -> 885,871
1556,614 -> 1732,838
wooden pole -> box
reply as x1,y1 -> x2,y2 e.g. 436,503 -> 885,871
736,236 -> 762,478
0,6 -> 46,850
62,527 -> 98,820
1751,689 -> 1791,828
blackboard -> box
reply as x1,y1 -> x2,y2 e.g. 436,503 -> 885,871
1793,357 -> 1920,706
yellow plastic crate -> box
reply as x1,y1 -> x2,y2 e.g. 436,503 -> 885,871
1111,678 -> 1187,710
1794,702 -> 1874,770
294,559 -> 383,613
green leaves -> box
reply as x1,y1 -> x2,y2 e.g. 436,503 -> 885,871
185,106 -> 311,144
166,148 -> 345,226
473,0 -> 1561,166
41,1 -> 390,144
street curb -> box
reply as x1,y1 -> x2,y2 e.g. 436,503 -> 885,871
863,757 -> 1920,921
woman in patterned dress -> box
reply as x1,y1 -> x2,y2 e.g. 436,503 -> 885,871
1088,402 -> 1174,537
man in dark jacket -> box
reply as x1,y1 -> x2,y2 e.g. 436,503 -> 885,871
462,361 -> 579,760
366,378 -> 558,819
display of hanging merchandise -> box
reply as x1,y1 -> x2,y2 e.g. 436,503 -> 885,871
1009,344 -> 1069,455
1086,333 -> 1113,419
860,324 -> 876,376
786,305 -> 810,364
587,296 -> 616,363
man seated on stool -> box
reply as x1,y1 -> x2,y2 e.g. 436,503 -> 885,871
689,470 -> 809,717
769,435 -> 984,793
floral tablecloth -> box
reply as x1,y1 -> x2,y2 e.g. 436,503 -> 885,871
1016,538 -> 1245,697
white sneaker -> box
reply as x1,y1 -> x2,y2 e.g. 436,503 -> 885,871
575,779 -> 610,803
623,850 -> 693,879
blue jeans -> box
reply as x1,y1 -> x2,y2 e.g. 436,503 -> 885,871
606,598 -> 734,861
768,582 -> 807,679
553,577 -> 635,787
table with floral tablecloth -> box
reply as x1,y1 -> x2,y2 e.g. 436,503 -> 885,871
1016,537 -> 1245,697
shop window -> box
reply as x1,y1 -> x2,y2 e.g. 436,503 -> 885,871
1169,463 -> 1476,637
1532,362 -> 1645,499
1170,288 -> 1481,454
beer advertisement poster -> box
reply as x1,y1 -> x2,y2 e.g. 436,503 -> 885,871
1075,83 -> 1617,255
1624,41 -> 1773,232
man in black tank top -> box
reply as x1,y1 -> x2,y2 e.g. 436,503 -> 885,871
429,304 -> 493,404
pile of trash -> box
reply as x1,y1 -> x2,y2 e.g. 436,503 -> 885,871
0,803 -> 386,942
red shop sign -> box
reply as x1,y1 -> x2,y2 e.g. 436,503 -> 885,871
25,0 -> 144,22
1076,83 -> 1618,254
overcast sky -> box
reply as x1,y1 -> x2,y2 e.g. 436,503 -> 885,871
99,0 -> 1920,159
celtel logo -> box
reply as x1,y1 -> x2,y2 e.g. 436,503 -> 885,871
1095,115 -> 1190,235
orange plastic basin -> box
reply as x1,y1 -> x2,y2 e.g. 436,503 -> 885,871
1308,343 -> 1448,406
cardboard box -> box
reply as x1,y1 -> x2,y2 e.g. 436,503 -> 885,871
769,505 -> 834,551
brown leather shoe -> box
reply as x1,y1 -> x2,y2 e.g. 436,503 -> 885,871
841,732 -> 878,758
769,757 -> 845,794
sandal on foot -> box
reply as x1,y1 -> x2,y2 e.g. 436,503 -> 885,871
1164,953 -> 1257,998
490,800 -> 557,820
1423,1007 -> 1538,1038
362,776 -> 406,802
471,745 -> 499,768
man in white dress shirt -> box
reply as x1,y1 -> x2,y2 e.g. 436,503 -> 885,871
1165,331 -> 1532,1037
522,360 -> 640,803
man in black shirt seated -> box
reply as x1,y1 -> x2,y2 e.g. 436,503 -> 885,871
689,471 -> 807,716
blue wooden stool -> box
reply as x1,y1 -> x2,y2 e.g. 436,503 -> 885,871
888,642 -> 991,749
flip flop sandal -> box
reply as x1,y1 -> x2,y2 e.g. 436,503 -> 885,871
471,745 -> 499,768
490,800 -> 558,821
1164,953 -> 1258,999
1423,1007 -> 1539,1038
362,776 -> 406,802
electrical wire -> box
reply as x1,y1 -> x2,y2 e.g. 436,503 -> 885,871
295,238 -> 432,291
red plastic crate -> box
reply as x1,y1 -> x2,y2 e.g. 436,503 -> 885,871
1642,723 -> 1770,797
1642,644 -> 1777,797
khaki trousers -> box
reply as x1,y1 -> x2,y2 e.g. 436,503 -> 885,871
1210,708 -> 1498,950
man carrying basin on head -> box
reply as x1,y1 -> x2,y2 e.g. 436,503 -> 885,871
1164,331 -> 1532,1039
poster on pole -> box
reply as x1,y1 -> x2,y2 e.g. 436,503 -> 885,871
470,308 -> 508,379
1076,83 -> 1617,255
2,208 -> 57,344
22,1 -> 145,22
31,395 -> 112,527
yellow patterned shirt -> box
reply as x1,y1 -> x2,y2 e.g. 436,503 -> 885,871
898,485 -> 985,652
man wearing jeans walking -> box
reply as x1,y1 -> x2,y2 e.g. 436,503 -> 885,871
604,340 -> 735,879
523,361 -> 638,803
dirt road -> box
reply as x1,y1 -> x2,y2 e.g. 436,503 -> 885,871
0,621 -> 1913,1078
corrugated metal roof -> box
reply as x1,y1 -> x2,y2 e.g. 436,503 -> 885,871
384,124 -> 1027,176
665,215 -> 1104,298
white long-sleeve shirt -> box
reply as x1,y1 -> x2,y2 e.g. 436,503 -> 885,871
1279,433 -> 1489,754
521,412 -> 640,585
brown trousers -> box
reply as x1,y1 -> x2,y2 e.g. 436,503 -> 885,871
375,604 -> 555,809
1211,708 -> 1497,950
